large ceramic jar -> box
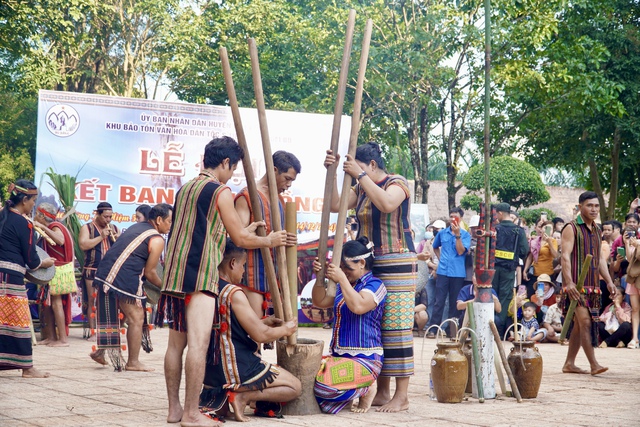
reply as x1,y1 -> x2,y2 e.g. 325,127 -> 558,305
507,341 -> 543,399
431,341 -> 468,403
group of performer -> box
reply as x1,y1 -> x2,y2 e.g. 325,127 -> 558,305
0,136 -> 612,426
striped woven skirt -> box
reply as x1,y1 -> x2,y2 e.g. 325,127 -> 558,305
0,281 -> 33,370
373,252 -> 417,377
314,355 -> 383,414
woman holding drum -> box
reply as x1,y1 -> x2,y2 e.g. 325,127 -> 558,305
0,179 -> 55,377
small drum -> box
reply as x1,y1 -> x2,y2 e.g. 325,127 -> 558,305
143,263 -> 164,305
25,246 -> 56,285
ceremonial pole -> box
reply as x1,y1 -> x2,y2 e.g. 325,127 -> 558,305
472,0 -> 496,400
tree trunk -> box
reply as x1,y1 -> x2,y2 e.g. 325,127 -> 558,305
408,100 -> 423,202
419,105 -> 429,203
607,126 -> 621,219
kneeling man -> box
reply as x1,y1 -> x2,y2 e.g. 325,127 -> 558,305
200,240 -> 301,422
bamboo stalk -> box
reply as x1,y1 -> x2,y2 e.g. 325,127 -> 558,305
328,19 -> 373,292
316,9 -> 356,287
559,255 -> 593,342
285,202 -> 298,338
219,46 -> 283,320
489,320 -> 522,402
248,38 -> 295,345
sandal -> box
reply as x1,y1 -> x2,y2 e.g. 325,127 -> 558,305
627,340 -> 639,349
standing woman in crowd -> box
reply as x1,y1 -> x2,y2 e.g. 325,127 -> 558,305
325,142 -> 416,413
523,218 -> 559,296
0,180 -> 55,377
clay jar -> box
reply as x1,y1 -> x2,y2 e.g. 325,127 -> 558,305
431,341 -> 468,403
507,341 -> 543,399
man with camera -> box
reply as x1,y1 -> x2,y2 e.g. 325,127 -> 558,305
431,208 -> 471,336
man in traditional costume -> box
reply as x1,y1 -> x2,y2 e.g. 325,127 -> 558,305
79,202 -> 120,336
0,180 -> 55,378
199,240 -> 300,422
560,191 -> 616,375
234,150 -> 300,319
89,203 -> 172,372
155,136 -> 287,427
36,202 -> 76,347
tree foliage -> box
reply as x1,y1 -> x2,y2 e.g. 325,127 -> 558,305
463,156 -> 550,209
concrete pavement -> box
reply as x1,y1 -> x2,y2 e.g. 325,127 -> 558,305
1,326 -> 639,426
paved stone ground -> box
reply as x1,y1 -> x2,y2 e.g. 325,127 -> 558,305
1,326 -> 639,426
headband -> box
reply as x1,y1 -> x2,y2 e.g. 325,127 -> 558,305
37,207 -> 57,220
344,241 -> 375,262
8,183 -> 38,196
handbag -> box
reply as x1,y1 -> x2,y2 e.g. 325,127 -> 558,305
605,311 -> 620,334
48,262 -> 78,295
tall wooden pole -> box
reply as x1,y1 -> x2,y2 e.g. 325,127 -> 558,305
285,202 -> 298,338
316,9 -> 357,287
248,38 -> 295,345
328,19 -> 373,292
219,47 -> 284,321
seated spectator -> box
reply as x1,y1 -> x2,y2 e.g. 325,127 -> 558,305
414,286 -> 428,335
598,287 -> 633,348
199,240 -> 301,421
512,302 -> 546,342
530,273 -> 556,322
312,237 -> 386,414
456,274 -> 501,328
541,293 -> 563,343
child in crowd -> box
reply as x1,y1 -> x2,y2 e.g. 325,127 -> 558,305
542,293 -> 563,342
511,302 -> 547,342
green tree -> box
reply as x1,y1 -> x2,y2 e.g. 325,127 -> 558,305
463,156 -> 550,209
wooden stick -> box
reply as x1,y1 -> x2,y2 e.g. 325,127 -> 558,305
328,19 -> 373,291
248,38 -> 295,345
316,9 -> 357,287
285,202 -> 298,338
493,343 -> 507,395
219,47 -> 283,321
559,254 -> 593,342
489,320 -> 523,402
466,302 -> 485,403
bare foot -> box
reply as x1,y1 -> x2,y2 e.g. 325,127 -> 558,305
89,350 -> 108,366
47,341 -> 69,347
125,361 -> 155,372
167,405 -> 183,423
591,365 -> 608,376
376,395 -> 409,413
22,367 -> 50,378
39,338 -> 52,345
370,389 -> 391,407
230,392 -> 251,422
179,413 -> 220,427
562,364 -> 588,374
352,382 -> 377,413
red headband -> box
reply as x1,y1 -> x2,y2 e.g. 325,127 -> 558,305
37,207 -> 57,220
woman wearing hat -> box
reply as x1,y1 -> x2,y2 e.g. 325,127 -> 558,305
531,273 -> 557,322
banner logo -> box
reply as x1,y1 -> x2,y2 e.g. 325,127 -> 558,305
46,104 -> 80,137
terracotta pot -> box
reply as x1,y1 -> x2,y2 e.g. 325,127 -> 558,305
461,338 -> 473,394
431,341 -> 468,403
507,341 -> 543,399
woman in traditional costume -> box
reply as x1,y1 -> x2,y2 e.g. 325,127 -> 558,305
0,180 -> 55,377
324,142 -> 417,412
312,237 -> 387,414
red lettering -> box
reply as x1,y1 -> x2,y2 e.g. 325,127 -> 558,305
155,187 -> 175,204
296,197 -> 310,212
77,181 -> 95,201
163,150 -> 184,175
137,187 -> 155,204
119,185 -> 136,203
139,148 -> 160,173
95,184 -> 112,201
